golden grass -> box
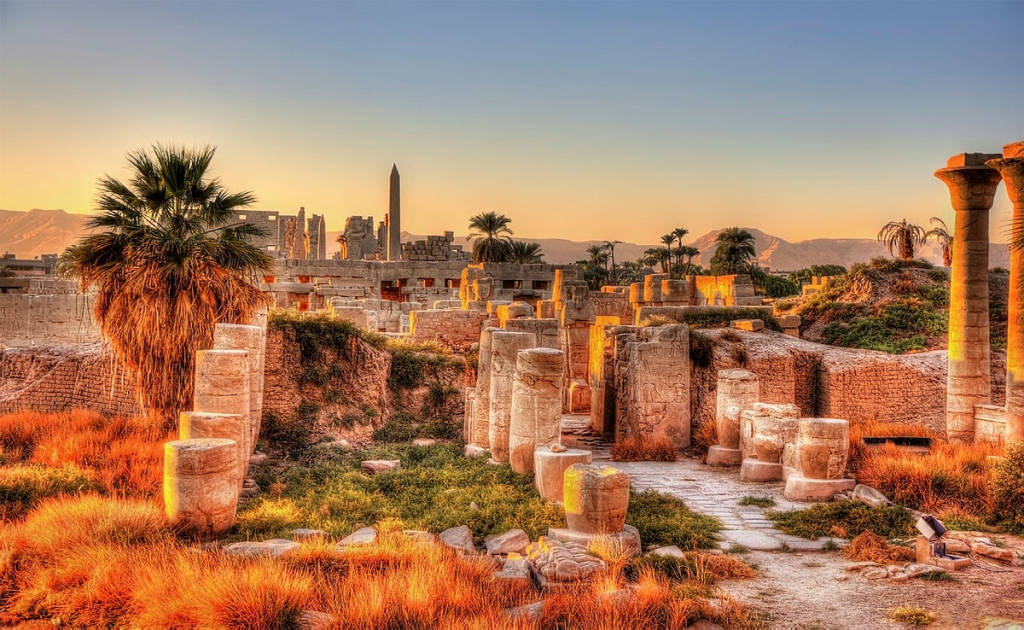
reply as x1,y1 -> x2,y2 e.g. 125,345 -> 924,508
610,436 -> 679,462
843,532 -> 914,564
0,495 -> 755,628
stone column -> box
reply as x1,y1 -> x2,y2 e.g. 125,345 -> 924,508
213,323 -> 265,454
560,282 -> 596,413
708,369 -> 759,466
179,411 -> 247,490
987,142 -> 1024,443
588,322 -> 616,436
738,403 -> 799,482
508,348 -> 564,473
193,349 -> 251,458
534,445 -> 592,503
784,418 -> 855,501
935,153 -> 1003,443
488,330 -> 537,462
471,327 -> 501,448
163,438 -> 239,538
562,464 -> 629,534
463,387 -> 476,443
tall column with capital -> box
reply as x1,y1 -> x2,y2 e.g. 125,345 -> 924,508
934,153 -> 1002,443
987,142 -> 1024,443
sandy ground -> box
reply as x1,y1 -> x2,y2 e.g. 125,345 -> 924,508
718,548 -> 1024,629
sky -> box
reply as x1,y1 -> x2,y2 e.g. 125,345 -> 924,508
1,0 -> 1021,245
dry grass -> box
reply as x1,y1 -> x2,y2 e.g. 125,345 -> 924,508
693,418 -> 718,456
0,496 -> 753,628
0,410 -> 170,502
843,531 -> 914,564
611,436 -> 679,462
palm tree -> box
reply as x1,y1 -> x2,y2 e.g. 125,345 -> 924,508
468,212 -> 513,263
877,219 -> 926,261
507,240 -> 544,264
671,227 -> 689,256
926,217 -> 954,267
586,244 -> 609,268
603,240 -> 622,285
709,227 -> 757,275
675,245 -> 700,277
59,145 -> 271,421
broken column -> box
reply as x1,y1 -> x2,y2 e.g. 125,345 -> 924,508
739,403 -> 800,482
534,445 -> 592,503
488,330 -> 538,462
708,369 -> 759,467
496,301 -> 534,328
193,349 -> 251,458
935,153 -> 1002,443
548,463 -> 641,557
471,327 -> 501,449
179,411 -> 247,490
509,348 -> 564,473
463,387 -> 476,443
784,418 -> 855,501
588,321 -> 617,436
163,438 -> 240,537
212,323 -> 265,454
986,142 -> 1024,443
616,324 -> 690,450
560,282 -> 596,413
505,318 -> 560,349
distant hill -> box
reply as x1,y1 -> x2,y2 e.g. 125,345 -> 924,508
3,209 -> 1009,270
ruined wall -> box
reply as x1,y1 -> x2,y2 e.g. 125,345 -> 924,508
0,294 -> 102,346
693,275 -> 761,307
0,344 -> 139,417
409,309 -> 487,349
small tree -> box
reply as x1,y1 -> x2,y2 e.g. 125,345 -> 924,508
709,227 -> 756,275
926,217 -> 953,267
468,212 -> 513,262
507,240 -> 544,264
878,219 -> 926,261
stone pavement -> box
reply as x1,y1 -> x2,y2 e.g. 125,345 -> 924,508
562,414 -> 844,553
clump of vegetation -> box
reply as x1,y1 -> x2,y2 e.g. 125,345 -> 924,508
0,464 -> 102,520
692,418 -> 718,456
738,496 -> 775,508
843,531 -> 914,563
821,299 -> 947,353
625,551 -> 755,584
611,436 -> 679,462
767,501 -> 913,540
991,442 -> 1024,534
627,490 -> 721,549
889,606 -> 936,626
676,307 -> 780,331
271,310 -> 387,359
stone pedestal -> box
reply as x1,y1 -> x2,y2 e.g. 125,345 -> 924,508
212,323 -> 265,454
488,331 -> 537,462
193,349 -> 251,457
534,445 -> 592,503
709,369 -> 759,467
739,403 -> 799,482
796,418 -> 850,479
471,327 -> 501,448
163,438 -> 240,538
508,348 -> 564,473
935,153 -> 1002,443
987,143 -> 1024,443
739,459 -> 785,482
179,411 -> 247,490
563,464 -> 629,534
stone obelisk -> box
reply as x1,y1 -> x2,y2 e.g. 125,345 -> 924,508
387,164 -> 401,261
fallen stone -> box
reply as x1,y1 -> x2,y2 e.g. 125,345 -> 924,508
730,319 -> 764,332
403,530 -> 436,545
485,529 -> 530,555
439,525 -> 476,554
264,539 -> 301,557
944,539 -> 971,554
890,571 -> 909,582
547,524 -> 642,559
337,526 -> 377,548
844,561 -> 880,572
526,536 -> 606,583
299,610 -> 336,630
465,444 -> 487,458
649,545 -> 686,560
719,529 -> 783,552
494,555 -> 531,583
852,484 -> 891,508
412,438 -> 437,447
223,541 -> 270,558
361,459 -> 400,474
861,568 -> 889,580
291,528 -> 327,541
904,563 -> 947,578
972,543 -> 1014,563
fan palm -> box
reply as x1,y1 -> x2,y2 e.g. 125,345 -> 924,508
59,145 -> 271,421
926,217 -> 954,267
507,240 -> 544,264
710,227 -> 757,275
877,219 -> 926,261
468,212 -> 513,263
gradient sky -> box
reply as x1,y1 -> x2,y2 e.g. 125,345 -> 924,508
1,1 -> 1021,245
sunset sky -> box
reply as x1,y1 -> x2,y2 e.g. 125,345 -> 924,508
1,1 -> 1021,245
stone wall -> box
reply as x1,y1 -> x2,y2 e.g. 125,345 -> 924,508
0,293 -> 102,346
693,275 -> 761,306
409,309 -> 487,349
0,344 -> 140,417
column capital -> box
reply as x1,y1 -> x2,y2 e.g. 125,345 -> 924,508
985,154 -> 1024,206
934,153 -> 1003,212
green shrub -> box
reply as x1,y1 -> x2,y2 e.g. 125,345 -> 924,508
821,300 -> 946,354
992,442 -> 1024,534
766,501 -> 913,540
674,307 -> 780,331
738,496 -> 775,508
761,275 -> 800,298
371,412 -> 420,443
627,490 -> 720,549
0,464 -> 102,519
259,411 -> 314,459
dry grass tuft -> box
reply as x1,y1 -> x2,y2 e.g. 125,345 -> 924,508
611,436 -> 678,462
843,531 -> 914,564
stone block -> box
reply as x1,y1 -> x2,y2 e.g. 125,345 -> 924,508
534,445 -> 593,503
163,438 -> 240,538
783,474 -> 855,501
439,525 -> 476,554
731,319 -> 764,332
563,464 -> 630,534
706,445 -> 742,467
547,524 -> 642,559
485,529 -> 530,555
738,458 -> 784,482
361,459 -> 400,474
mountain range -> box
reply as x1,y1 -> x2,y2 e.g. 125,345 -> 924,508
3,208 -> 1009,271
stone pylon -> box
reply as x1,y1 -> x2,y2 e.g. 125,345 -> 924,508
935,153 -> 1003,443
488,330 -> 537,462
987,142 -> 1024,443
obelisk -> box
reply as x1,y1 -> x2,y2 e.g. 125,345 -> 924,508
387,164 -> 401,261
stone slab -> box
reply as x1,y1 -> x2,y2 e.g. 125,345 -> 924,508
783,474 -> 856,501
706,446 -> 742,467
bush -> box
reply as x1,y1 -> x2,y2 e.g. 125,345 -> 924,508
611,436 -> 678,462
627,490 -> 720,549
761,274 -> 800,298
767,501 -> 913,540
673,307 -> 780,331
992,442 -> 1024,534
0,465 -> 101,520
